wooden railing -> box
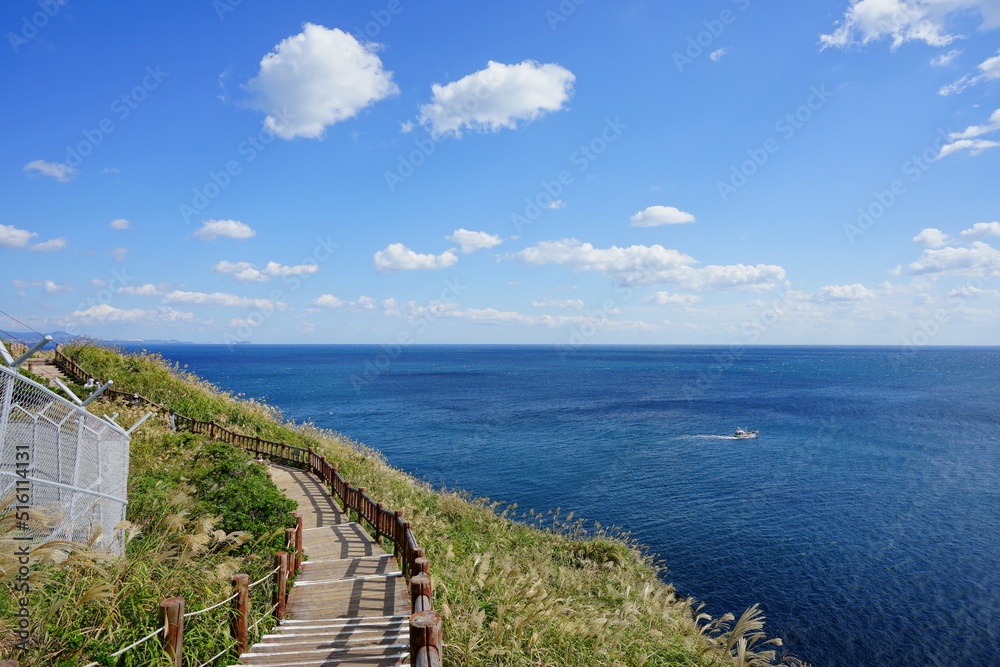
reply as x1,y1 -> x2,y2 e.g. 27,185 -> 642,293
2,340 -> 29,359
53,348 -> 444,666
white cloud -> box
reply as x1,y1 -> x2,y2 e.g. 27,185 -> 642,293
710,48 -> 729,62
162,290 -> 286,310
641,292 -> 702,306
312,294 -> 344,308
211,260 -> 266,282
629,206 -> 696,228
959,221 -> 1000,240
212,259 -> 319,282
948,108 -> 1000,139
399,301 -> 657,331
515,239 -> 785,291
312,294 -> 377,310
678,264 -> 787,292
0,224 -> 37,249
90,279 -> 107,287
939,48 -> 1000,95
417,60 -> 575,138
913,227 -> 950,247
116,284 -> 163,296
814,284 -> 877,301
373,243 -> 458,274
820,0 -> 1000,50
931,48 -> 963,66
110,247 -> 128,262
109,218 -> 131,230
948,285 -> 1000,298
11,279 -> 71,294
23,159 -> 77,183
244,23 -> 398,140
262,261 -> 318,277
546,200 -> 566,210
937,138 -> 1000,158
30,237 -> 68,253
68,304 -> 194,324
530,297 -> 586,310
908,241 -> 1000,275
194,219 -> 256,241
446,228 -> 503,253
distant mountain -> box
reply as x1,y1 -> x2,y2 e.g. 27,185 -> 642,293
1,332 -> 192,347
1,331 -> 76,347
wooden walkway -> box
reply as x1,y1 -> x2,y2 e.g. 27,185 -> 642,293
24,357 -> 68,386
233,465 -> 411,666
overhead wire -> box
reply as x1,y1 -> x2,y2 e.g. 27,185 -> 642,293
0,309 -> 44,338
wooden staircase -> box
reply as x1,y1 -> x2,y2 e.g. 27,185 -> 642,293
232,465 -> 410,666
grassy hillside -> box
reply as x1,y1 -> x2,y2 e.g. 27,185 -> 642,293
0,403 -> 296,665
4,342 -> 807,666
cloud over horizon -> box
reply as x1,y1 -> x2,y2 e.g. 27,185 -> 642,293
244,23 -> 398,140
373,243 -> 459,273
446,228 -> 504,253
821,1 -> 1000,50
629,206 -> 696,228
515,239 -> 786,291
23,160 -> 77,183
194,220 -> 257,241
418,60 -> 575,138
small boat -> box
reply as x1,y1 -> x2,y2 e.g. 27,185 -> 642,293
733,427 -> 758,439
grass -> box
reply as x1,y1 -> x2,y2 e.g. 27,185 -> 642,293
0,376 -> 296,665
3,341 -> 809,666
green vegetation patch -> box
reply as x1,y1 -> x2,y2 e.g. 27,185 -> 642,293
0,380 -> 296,666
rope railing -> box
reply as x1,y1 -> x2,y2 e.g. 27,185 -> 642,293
79,626 -> 164,667
68,549 -> 295,667
52,347 -> 443,666
183,591 -> 240,619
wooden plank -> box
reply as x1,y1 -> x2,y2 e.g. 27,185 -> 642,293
237,466 -> 410,665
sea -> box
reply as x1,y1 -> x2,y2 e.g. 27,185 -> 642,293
129,344 -> 999,666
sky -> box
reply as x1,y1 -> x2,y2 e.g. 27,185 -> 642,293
2,0 -> 999,346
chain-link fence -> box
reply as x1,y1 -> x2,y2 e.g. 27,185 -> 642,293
0,363 -> 129,552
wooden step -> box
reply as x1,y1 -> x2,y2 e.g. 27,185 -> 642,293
236,466 -> 410,665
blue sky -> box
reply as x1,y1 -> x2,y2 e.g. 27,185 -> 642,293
2,0 -> 999,345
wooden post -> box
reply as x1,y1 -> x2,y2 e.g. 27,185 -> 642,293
232,574 -> 249,655
409,610 -> 443,667
394,511 -> 405,557
275,552 -> 289,621
307,446 -> 315,472
209,420 -> 216,439
410,573 -> 432,613
159,597 -> 185,667
375,502 -> 384,541
285,527 -> 297,568
358,488 -> 367,527
293,513 -> 304,571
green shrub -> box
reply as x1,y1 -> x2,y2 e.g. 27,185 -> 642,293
189,441 -> 296,547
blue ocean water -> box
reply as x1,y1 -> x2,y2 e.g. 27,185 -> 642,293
133,344 -> 999,666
